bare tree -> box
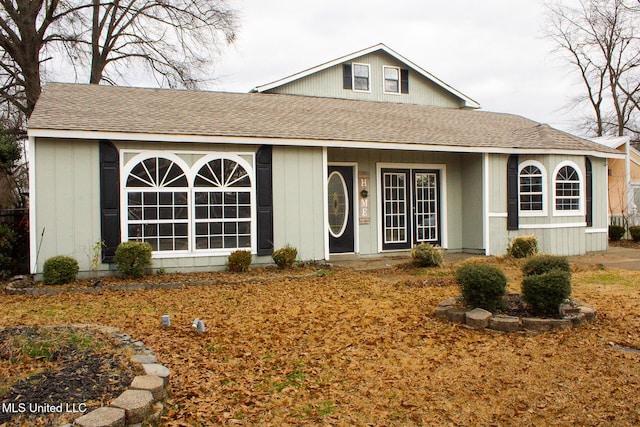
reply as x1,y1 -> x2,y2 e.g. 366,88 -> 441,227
62,0 -> 238,88
0,0 -> 238,121
0,0 -> 80,119
545,0 -> 640,139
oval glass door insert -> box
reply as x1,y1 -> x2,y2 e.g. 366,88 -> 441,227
327,171 -> 349,238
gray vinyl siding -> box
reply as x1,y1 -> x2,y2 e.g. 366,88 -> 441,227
272,146 -> 325,260
486,153 -> 608,256
33,138 -> 102,274
33,138 -> 273,275
267,51 -> 465,108
461,154 -> 485,252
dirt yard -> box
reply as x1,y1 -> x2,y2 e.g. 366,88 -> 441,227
1,258 -> 640,426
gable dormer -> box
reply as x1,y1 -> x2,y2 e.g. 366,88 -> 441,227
252,43 -> 480,109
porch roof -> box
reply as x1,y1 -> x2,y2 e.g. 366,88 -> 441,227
28,83 -> 620,157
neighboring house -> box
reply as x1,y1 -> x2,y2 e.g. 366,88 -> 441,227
591,136 -> 640,227
27,43 -> 622,275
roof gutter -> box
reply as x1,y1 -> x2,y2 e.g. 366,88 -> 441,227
28,128 -> 625,160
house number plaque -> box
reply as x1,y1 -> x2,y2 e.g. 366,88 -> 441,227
358,172 -> 370,224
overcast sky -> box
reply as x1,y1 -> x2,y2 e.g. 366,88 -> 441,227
207,0 -> 587,135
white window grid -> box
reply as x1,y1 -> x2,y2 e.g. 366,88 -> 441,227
383,172 -> 407,243
383,66 -> 400,94
414,173 -> 438,242
555,165 -> 580,211
123,153 -> 254,255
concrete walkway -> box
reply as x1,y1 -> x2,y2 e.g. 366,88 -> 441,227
569,246 -> 640,271
331,246 -> 640,271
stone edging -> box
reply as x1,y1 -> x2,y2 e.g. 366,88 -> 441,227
434,297 -> 597,332
62,325 -> 170,427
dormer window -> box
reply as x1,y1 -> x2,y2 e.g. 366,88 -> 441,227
352,63 -> 370,91
384,66 -> 400,93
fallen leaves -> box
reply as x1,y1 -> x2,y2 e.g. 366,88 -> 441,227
1,264 -> 640,425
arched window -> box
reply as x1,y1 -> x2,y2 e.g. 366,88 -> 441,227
554,162 -> 582,214
193,158 -> 252,250
519,161 -> 546,215
123,152 -> 255,255
125,156 -> 189,252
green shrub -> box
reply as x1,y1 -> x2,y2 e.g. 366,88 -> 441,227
411,243 -> 444,268
455,263 -> 507,312
114,241 -> 152,278
522,270 -> 572,315
227,250 -> 252,272
522,254 -> 571,277
608,225 -> 625,241
0,223 -> 15,278
272,245 -> 298,269
629,226 -> 640,242
43,255 -> 79,285
507,235 -> 538,258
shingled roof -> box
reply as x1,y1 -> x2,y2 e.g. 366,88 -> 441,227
28,83 -> 619,157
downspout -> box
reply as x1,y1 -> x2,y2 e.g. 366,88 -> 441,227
27,134 -> 38,274
625,136 -> 632,212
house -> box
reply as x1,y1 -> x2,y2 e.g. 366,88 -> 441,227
591,136 -> 640,228
27,43 -> 622,275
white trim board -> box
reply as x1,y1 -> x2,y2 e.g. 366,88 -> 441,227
29,129 -> 624,160
519,222 -> 587,229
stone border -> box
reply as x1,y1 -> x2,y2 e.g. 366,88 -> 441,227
434,297 -> 597,332
58,325 -> 171,427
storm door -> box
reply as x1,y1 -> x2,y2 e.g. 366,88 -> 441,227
381,168 -> 440,251
328,165 -> 355,253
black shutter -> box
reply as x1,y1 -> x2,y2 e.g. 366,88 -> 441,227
99,140 -> 120,263
507,154 -> 519,231
400,69 -> 409,94
343,64 -> 352,90
256,145 -> 274,255
585,157 -> 593,227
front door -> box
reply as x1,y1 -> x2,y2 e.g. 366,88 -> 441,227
381,168 -> 440,251
328,165 -> 355,253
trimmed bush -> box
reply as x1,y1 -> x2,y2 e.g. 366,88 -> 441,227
522,254 -> 571,277
522,270 -> 572,315
629,226 -> 640,242
114,241 -> 152,278
43,255 -> 79,285
455,263 -> 507,312
609,225 -> 625,241
227,250 -> 252,272
507,235 -> 538,258
0,223 -> 15,278
272,245 -> 298,269
411,243 -> 444,268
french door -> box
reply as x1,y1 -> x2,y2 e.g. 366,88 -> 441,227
381,168 -> 440,251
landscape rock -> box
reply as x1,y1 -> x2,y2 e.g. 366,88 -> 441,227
446,307 -> 467,323
110,389 -> 154,424
438,297 -> 458,307
433,305 -> 452,319
142,364 -> 171,387
465,308 -> 492,329
130,375 -> 165,400
73,407 -> 126,427
579,306 -> 597,322
131,354 -> 157,364
489,315 -> 520,332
